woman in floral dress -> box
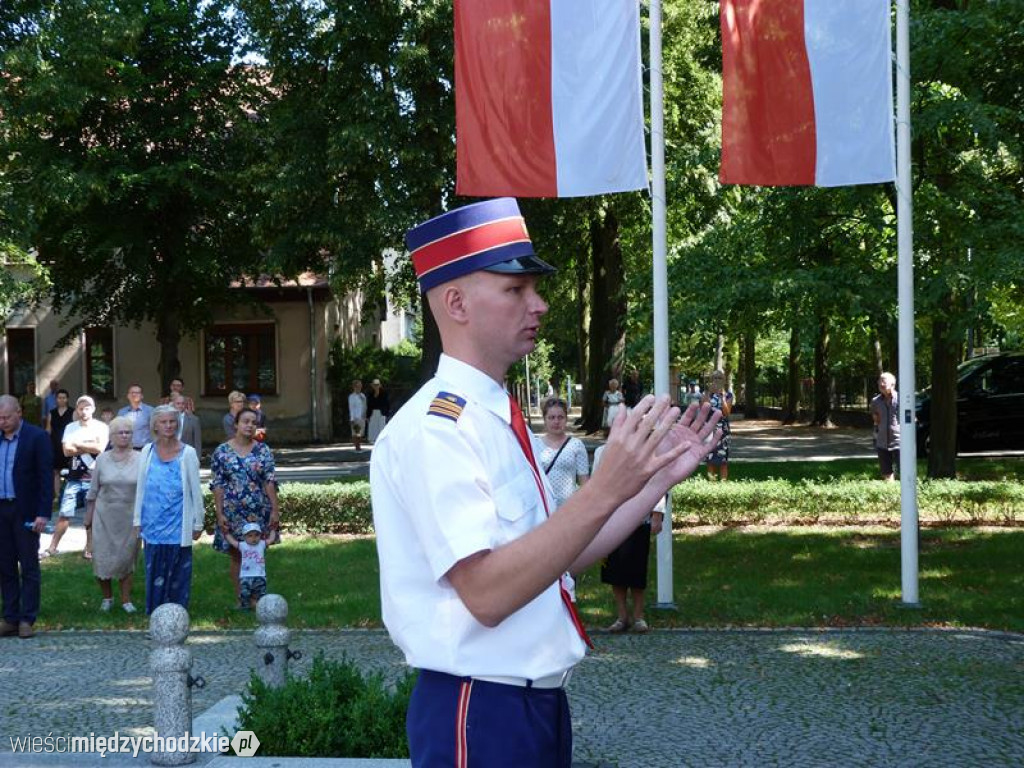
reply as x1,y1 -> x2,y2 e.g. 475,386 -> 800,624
703,369 -> 734,481
211,408 -> 280,603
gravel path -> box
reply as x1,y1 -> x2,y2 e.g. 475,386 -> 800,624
2,627 -> 1021,767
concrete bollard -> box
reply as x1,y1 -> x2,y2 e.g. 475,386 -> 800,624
255,594 -> 300,688
150,603 -> 204,766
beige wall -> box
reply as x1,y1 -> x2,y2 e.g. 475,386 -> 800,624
3,294 -> 338,444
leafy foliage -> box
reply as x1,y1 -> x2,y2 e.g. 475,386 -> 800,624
0,0 -> 271,387
197,478 -> 1024,537
235,653 -> 414,758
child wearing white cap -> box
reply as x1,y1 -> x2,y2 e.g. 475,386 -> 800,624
223,521 -> 276,610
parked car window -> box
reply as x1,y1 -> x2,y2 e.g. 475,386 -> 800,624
989,359 -> 1024,396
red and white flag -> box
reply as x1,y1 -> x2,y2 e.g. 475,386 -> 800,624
455,0 -> 648,198
720,0 -> 896,187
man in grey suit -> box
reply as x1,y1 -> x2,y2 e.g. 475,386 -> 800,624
171,393 -> 203,455
0,394 -> 54,638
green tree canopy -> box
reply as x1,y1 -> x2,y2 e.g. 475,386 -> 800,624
1,0 -> 270,390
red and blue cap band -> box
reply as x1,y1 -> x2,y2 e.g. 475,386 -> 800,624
406,198 -> 555,292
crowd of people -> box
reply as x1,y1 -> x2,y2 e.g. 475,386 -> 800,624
0,379 -> 282,638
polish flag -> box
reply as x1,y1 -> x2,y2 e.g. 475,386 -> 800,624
720,0 -> 896,187
455,0 -> 648,198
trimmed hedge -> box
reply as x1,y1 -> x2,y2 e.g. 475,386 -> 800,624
204,478 -> 1024,534
235,653 -> 414,758
202,482 -> 373,535
670,479 -> 1024,526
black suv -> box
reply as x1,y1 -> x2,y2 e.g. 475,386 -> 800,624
916,352 -> 1024,455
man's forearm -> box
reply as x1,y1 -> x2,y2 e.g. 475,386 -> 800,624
571,482 -> 668,573
446,481 -> 621,627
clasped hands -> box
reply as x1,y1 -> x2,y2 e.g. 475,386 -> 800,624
590,394 -> 722,504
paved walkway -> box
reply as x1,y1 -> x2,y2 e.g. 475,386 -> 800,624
263,416 -> 880,481
16,421 -> 1023,765
1,627 -> 1022,766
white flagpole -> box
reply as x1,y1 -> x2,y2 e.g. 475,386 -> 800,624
895,0 -> 919,605
649,0 -> 674,609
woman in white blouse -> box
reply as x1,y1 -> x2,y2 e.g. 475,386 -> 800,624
538,398 -> 589,509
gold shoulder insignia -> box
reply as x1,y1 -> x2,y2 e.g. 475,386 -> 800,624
427,392 -> 466,423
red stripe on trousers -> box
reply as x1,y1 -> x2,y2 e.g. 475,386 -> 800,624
456,680 -> 472,768
455,0 -> 558,197
720,0 -> 817,185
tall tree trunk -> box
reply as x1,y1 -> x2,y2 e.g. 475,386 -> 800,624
743,332 -> 758,419
783,326 -> 801,424
812,317 -> 834,427
419,295 -> 442,384
714,333 -> 725,372
927,316 -> 959,478
575,246 -> 590,416
582,207 -> 626,432
870,336 -> 884,405
156,310 -> 182,398
872,337 -> 884,375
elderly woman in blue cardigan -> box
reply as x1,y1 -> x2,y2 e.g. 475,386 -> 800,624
133,405 -> 204,614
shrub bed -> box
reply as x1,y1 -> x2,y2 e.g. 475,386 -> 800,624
203,482 -> 374,535
205,478 -> 1024,534
669,479 -> 1024,526
235,654 -> 414,758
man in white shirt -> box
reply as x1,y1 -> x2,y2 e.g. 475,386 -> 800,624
371,198 -> 721,767
44,396 -> 108,558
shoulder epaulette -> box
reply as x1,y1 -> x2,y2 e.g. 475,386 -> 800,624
427,392 -> 466,423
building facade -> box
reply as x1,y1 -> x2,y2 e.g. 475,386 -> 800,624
1,272 -> 410,444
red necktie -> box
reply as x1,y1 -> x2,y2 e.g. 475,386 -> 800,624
508,395 -> 594,649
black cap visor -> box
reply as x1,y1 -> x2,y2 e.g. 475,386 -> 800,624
482,255 -> 557,276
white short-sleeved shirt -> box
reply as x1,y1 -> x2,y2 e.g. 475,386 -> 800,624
61,419 -> 110,475
370,354 -> 586,679
239,539 -> 267,579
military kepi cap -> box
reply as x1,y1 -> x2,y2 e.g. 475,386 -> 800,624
405,198 -> 556,292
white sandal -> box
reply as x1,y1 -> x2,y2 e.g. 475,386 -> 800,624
606,618 -> 630,633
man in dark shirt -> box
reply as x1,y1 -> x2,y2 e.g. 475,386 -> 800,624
0,395 -> 54,638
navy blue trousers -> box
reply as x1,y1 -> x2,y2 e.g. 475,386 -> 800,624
143,543 -> 193,615
0,500 -> 41,624
408,670 -> 572,768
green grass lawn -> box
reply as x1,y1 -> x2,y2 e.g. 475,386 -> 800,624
727,456 -> 1024,482
37,526 -> 1023,633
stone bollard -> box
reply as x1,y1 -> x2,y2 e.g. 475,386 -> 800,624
150,603 -> 204,766
255,594 -> 301,688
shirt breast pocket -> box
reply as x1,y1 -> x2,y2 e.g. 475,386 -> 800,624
491,469 -> 543,543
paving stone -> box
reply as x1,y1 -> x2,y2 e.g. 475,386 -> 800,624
0,628 -> 1021,767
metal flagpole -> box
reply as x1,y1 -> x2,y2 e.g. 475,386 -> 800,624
895,0 -> 919,605
524,354 -> 533,425
649,0 -> 674,609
